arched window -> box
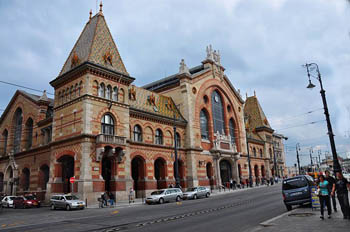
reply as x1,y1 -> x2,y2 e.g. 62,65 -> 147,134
13,108 -> 23,153
78,81 -> 83,96
2,130 -> 8,155
133,125 -> 142,142
175,132 -> 181,147
211,90 -> 225,134
25,118 -> 33,150
253,148 -> 256,157
101,114 -> 114,135
155,129 -> 163,145
259,149 -> 263,158
106,85 -> 112,100
99,83 -> 105,98
69,86 -> 73,100
66,88 -> 69,102
269,148 -> 272,159
200,109 -> 209,140
113,87 -> 118,101
58,92 -> 62,105
229,118 -> 236,144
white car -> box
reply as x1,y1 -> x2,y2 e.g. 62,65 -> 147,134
1,196 -> 16,208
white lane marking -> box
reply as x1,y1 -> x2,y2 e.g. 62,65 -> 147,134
259,209 -> 295,226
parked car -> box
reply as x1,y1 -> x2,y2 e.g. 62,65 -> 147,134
183,187 -> 210,200
282,175 -> 316,211
13,196 -> 41,209
50,194 -> 85,211
1,196 -> 16,208
146,188 -> 183,204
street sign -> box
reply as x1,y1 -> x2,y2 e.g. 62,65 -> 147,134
70,177 -> 75,184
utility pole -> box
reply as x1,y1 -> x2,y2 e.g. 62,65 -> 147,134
318,150 -> 321,172
309,147 -> 313,172
296,143 -> 301,175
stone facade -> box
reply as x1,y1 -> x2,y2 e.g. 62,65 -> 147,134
0,9 -> 286,203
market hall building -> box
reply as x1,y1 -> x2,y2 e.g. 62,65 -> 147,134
0,7 -> 286,203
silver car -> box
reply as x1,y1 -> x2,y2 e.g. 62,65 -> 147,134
1,196 -> 16,208
146,188 -> 183,204
50,194 -> 85,210
183,187 -> 210,200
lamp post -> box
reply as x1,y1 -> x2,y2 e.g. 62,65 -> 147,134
303,63 -> 342,174
272,141 -> 278,178
296,143 -> 301,175
244,115 -> 253,187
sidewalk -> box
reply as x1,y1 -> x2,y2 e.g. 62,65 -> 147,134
253,206 -> 350,232
87,184 -> 275,209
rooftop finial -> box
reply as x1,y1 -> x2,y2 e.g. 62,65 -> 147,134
99,1 -> 103,13
89,9 -> 92,20
254,90 -> 256,96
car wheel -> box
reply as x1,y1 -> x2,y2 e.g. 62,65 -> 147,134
80,207 -> 84,210
66,204 -> 71,211
193,194 -> 197,200
206,193 -> 210,198
159,198 -> 164,204
51,204 -> 56,210
285,204 -> 292,211
176,196 -> 181,202
7,203 -> 9,208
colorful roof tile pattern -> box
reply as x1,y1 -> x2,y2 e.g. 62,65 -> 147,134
59,13 -> 128,76
244,96 -> 272,140
129,86 -> 185,121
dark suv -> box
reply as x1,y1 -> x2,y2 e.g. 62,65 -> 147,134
282,175 -> 316,211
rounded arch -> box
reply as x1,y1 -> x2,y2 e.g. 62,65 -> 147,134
155,128 -> 163,145
99,82 -> 105,98
254,165 -> 259,177
131,155 -> 146,198
39,164 -> 50,190
13,107 -> 23,153
175,132 -> 181,147
101,148 -> 116,192
78,80 -> 83,96
144,126 -> 154,143
154,157 -> 167,189
164,130 -> 172,146
253,147 -> 257,157
101,113 -> 115,135
106,85 -> 112,100
228,117 -> 236,145
21,167 -> 30,191
261,165 -> 266,177
211,90 -> 225,134
200,108 -> 210,140
57,155 -> 75,193
119,88 -> 125,103
25,117 -> 34,150
133,124 -> 143,142
112,86 -> 118,101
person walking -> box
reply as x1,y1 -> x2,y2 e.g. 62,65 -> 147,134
325,170 -> 337,212
108,192 -> 115,207
318,175 -> 332,220
230,179 -> 233,190
331,172 -> 350,219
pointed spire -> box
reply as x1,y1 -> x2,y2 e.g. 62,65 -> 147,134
179,59 -> 190,75
39,90 -> 49,102
99,1 -> 103,14
89,9 -> 92,20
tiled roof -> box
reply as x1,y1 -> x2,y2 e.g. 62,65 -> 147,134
19,90 -> 54,106
244,96 -> 272,140
129,86 -> 186,122
59,13 -> 128,77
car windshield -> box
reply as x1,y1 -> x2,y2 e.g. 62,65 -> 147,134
65,195 -> 79,200
151,190 -> 164,195
25,196 -> 36,200
187,188 -> 197,192
283,177 -> 308,190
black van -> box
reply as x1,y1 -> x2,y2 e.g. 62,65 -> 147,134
282,175 -> 316,211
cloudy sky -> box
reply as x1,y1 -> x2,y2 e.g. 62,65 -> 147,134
0,0 -> 350,166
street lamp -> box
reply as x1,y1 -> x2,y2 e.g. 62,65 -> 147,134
303,63 -> 342,174
296,143 -> 301,175
244,115 -> 253,187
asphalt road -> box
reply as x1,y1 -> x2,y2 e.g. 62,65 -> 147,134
0,184 -> 285,232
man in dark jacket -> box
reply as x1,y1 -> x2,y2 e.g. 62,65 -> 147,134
325,170 -> 337,212
332,172 -> 350,219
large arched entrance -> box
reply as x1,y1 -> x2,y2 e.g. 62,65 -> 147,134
102,152 -> 115,192
21,168 -> 30,192
0,172 -> 3,193
219,160 -> 232,187
154,158 -> 166,189
58,155 -> 74,193
131,156 -> 145,198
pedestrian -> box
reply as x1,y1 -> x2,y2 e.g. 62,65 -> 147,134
129,187 -> 135,203
232,179 -> 237,190
102,191 -> 108,207
230,179 -> 233,190
331,172 -> 350,219
325,170 -> 337,212
270,177 -> 274,186
108,192 -> 115,207
317,175 -> 331,220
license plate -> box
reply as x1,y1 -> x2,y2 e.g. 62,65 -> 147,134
291,192 -> 302,196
